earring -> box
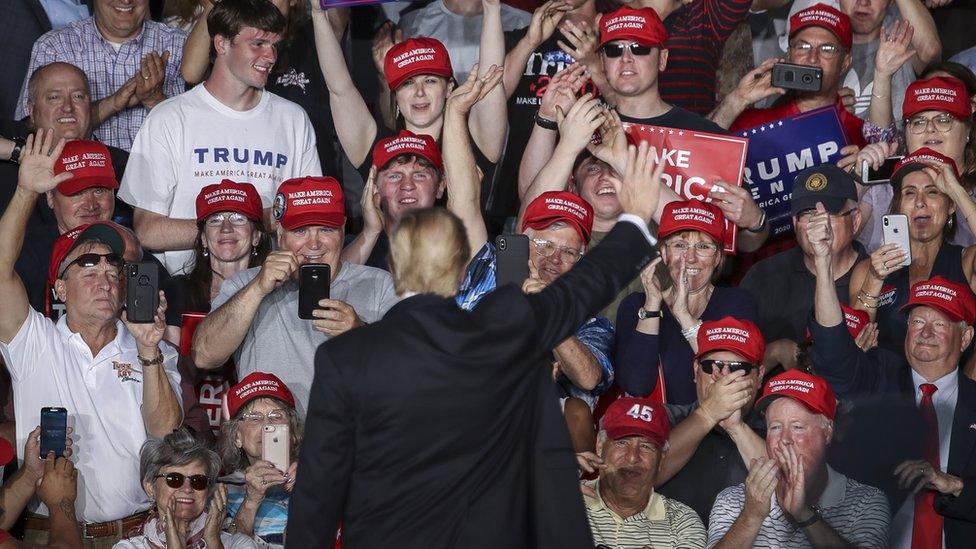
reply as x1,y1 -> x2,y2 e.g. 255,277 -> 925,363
948,216 -> 956,230
202,247 -> 209,257
251,248 -> 258,257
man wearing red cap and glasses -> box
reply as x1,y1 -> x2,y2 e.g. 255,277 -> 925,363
0,131 -> 183,543
709,370 -> 889,547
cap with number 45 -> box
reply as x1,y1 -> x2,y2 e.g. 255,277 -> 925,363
601,397 -> 670,448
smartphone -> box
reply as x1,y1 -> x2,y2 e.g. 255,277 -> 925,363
882,214 -> 912,267
495,234 -> 530,288
125,261 -> 159,323
262,424 -> 290,472
40,407 -> 67,458
861,156 -> 903,185
771,63 -> 823,92
298,264 -> 330,320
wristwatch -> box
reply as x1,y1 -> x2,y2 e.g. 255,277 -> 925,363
794,506 -> 822,528
9,137 -> 26,164
746,210 -> 767,233
637,307 -> 661,320
535,112 -> 559,131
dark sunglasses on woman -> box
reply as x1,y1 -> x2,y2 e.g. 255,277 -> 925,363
602,43 -> 652,57
155,472 -> 211,491
699,359 -> 757,375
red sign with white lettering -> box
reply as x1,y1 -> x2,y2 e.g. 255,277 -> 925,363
182,313 -> 236,434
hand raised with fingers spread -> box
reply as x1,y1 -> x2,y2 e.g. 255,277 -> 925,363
539,63 -> 587,120
743,457 -> 780,520
372,22 -> 403,76
875,21 -> 916,78
361,167 -> 384,233
731,57 -> 786,107
557,19 -> 599,68
774,441 -> 807,520
203,483 -> 229,548
123,291 -> 169,352
17,129 -> 73,194
446,63 -> 504,115
867,242 -> 908,281
555,94 -> 605,151
615,141 -> 665,225
708,180 -> 763,230
587,107 -> 628,175
527,0 -> 572,47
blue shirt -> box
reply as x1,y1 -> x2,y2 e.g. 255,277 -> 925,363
225,471 -> 289,548
39,0 -> 88,29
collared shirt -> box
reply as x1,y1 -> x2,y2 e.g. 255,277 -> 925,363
15,16 -> 187,150
582,479 -> 706,548
0,308 -> 182,523
706,466 -> 890,548
39,0 -> 89,29
889,370 -> 959,549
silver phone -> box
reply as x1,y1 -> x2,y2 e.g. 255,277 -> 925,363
262,424 -> 290,472
882,214 -> 912,267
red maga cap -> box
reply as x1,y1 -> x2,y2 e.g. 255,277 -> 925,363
222,372 -> 296,420
601,397 -> 670,447
804,303 -> 870,343
53,140 -> 118,196
788,4 -> 853,49
372,130 -> 443,173
900,275 -> 976,325
384,37 -> 453,91
195,179 -> 264,223
892,147 -> 960,185
47,222 -> 126,285
521,191 -> 594,244
756,370 -> 838,420
658,199 -> 726,245
903,76 -> 971,121
599,6 -> 668,48
696,317 -> 766,364
273,176 -> 345,231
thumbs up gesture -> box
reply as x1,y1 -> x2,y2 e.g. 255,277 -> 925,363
803,202 -> 833,259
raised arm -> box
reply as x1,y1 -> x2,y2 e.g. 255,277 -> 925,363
503,1 -> 570,96
467,0 -> 509,163
707,58 -> 784,130
894,0 -> 941,73
126,293 -> 183,437
868,21 -> 916,128
339,167 -> 384,265
132,207 -> 199,253
181,2 -> 215,84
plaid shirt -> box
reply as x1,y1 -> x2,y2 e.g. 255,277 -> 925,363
15,17 -> 186,151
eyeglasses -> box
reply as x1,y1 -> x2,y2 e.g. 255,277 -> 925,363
788,42 -> 844,59
602,42 -> 652,58
58,252 -> 123,278
154,472 -> 211,491
239,410 -> 288,424
205,212 -> 251,227
531,239 -> 583,264
906,114 -> 956,135
699,359 -> 758,374
795,208 -> 856,224
664,241 -> 720,258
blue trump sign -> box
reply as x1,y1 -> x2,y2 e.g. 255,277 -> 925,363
738,106 -> 850,236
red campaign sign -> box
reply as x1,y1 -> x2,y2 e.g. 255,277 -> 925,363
621,123 -> 750,254
182,313 -> 236,434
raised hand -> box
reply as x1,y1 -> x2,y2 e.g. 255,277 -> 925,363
361,166 -> 384,233
311,298 -> 364,336
699,368 -> 753,425
876,21 -> 916,78
35,454 -> 78,509
17,129 -> 72,194
162,493 -> 188,549
730,57 -> 786,107
614,141 -> 665,225
575,451 -> 606,475
557,19 -> 599,68
803,202 -> 833,259
895,459 -> 964,496
587,107 -> 628,175
244,459 -> 288,503
203,483 -> 229,548
743,457 -> 780,520
839,87 -> 856,114
668,255 -> 692,323
134,51 -> 170,110
527,0 -> 571,47
372,22 -> 403,76
539,63 -> 587,120
639,257 -> 668,304
555,94 -> 606,151
446,63 -> 504,115
854,322 -> 879,352
255,251 -> 299,295
522,260 -> 547,295
708,180 -> 764,230
926,161 -> 967,200
773,441 -> 807,520
123,291 -> 168,353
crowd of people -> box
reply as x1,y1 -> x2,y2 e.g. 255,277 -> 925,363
1,0 -> 975,547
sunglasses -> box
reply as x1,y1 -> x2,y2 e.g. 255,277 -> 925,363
602,43 -> 653,58
699,359 -> 758,375
154,472 -> 211,491
58,252 -> 123,278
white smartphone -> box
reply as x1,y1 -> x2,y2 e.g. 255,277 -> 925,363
262,424 -> 290,472
882,214 -> 912,267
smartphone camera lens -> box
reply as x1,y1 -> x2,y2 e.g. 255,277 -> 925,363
883,218 -> 889,226
128,265 -> 138,276
802,74 -> 813,84
499,239 -> 507,251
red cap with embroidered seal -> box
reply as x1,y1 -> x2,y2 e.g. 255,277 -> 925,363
520,191 -> 594,244
756,370 -> 838,420
384,37 -> 453,91
601,397 -> 670,448
273,176 -> 345,231
195,179 -> 264,223
658,199 -> 726,245
903,76 -> 971,121
696,316 -> 766,364
599,6 -> 668,48
788,4 -> 853,49
53,139 -> 118,196
222,372 -> 296,420
900,275 -> 976,325
372,130 -> 443,173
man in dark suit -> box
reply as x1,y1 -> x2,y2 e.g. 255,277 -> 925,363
287,144 -> 663,548
805,200 -> 976,548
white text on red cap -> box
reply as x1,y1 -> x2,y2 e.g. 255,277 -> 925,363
705,326 -> 749,344
768,378 -> 815,394
605,15 -> 647,33
393,48 -> 437,68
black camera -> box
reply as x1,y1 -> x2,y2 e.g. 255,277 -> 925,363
771,63 -> 823,92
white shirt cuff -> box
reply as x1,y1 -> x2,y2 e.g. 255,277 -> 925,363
617,214 -> 658,247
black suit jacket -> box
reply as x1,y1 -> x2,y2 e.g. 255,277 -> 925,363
2,0 -> 53,119
287,222 -> 655,549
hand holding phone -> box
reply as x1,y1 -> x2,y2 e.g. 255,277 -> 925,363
882,214 -> 912,268
771,63 -> 823,92
861,156 -> 903,185
495,235 -> 530,287
299,264 -> 331,320
262,424 -> 290,473
126,261 -> 159,323
40,407 -> 68,459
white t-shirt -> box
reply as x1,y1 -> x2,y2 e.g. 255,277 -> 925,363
119,84 -> 322,274
0,308 -> 183,523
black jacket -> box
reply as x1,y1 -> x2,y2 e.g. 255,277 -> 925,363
287,222 -> 655,548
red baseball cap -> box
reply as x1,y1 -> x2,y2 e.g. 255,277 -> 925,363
48,222 -> 126,285
658,199 -> 726,244
222,372 -> 296,420
891,147 -> 960,186
53,140 -> 118,196
599,7 -> 668,48
900,275 -> 976,325
372,130 -> 443,173
804,303 -> 870,343
273,176 -> 345,231
788,4 -> 853,49
195,179 -> 264,223
384,38 -> 453,91
601,397 -> 670,448
756,370 -> 838,420
696,317 -> 766,364
903,76 -> 972,120
521,191 -> 594,244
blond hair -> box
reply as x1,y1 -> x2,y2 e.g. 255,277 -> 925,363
390,208 -> 470,298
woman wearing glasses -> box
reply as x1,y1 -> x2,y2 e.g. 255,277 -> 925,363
217,373 -> 303,548
615,199 -> 758,404
115,429 -> 256,548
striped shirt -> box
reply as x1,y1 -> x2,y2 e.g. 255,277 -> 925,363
706,466 -> 890,548
15,17 -> 186,151
224,470 -> 289,548
583,479 -> 707,549
659,0 -> 751,115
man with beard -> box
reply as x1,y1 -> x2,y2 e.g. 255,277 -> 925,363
582,397 -> 706,547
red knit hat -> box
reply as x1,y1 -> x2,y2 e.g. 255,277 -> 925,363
788,4 -> 853,49
521,191 -> 594,244
195,179 -> 264,223
384,38 -> 453,91
53,140 -> 118,196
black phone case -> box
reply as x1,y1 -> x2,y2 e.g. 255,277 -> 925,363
299,264 -> 330,320
495,234 -> 530,288
771,63 -> 823,92
40,407 -> 67,458
125,261 -> 159,323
